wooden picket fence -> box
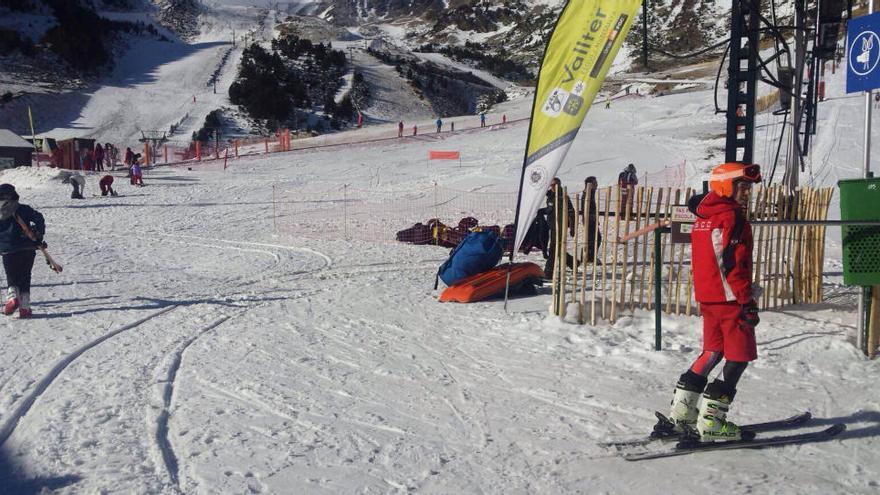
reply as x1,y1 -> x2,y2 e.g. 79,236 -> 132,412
551,184 -> 835,324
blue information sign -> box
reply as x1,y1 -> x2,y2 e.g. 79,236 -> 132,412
847,12 -> 880,93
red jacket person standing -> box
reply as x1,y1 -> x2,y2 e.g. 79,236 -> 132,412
664,162 -> 761,442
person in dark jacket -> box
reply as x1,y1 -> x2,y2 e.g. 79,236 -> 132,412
0,184 -> 45,319
94,143 -> 104,172
618,163 -> 638,217
543,177 -> 575,278
124,147 -> 135,168
579,176 -> 602,262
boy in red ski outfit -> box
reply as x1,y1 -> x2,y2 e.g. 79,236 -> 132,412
665,162 -> 762,442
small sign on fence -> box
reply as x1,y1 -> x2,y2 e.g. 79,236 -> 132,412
670,205 -> 696,244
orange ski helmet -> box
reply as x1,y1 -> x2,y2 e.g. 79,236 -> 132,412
709,162 -> 762,197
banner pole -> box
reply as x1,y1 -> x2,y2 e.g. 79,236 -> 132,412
504,1 -> 574,311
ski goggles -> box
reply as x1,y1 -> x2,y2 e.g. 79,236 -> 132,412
741,164 -> 762,181
711,164 -> 762,183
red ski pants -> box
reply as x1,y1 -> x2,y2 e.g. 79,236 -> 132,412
700,302 -> 757,362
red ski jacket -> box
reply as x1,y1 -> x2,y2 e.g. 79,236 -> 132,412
689,192 -> 753,304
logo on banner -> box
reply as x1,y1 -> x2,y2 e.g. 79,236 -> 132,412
528,166 -> 547,188
563,94 -> 584,115
542,88 -> 570,118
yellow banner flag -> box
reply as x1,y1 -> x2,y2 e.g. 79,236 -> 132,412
513,0 -> 640,254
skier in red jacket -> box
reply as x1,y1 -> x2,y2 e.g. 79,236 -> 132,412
664,162 -> 761,442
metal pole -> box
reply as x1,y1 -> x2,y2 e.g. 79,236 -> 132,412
654,228 -> 662,350
786,0 -> 806,189
859,0 -> 875,356
642,0 -> 649,70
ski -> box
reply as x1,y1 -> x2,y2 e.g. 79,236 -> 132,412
601,411 -> 812,449
623,423 -> 846,461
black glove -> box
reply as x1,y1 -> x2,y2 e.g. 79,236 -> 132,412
739,300 -> 760,329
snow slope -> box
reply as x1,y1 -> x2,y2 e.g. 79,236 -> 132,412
0,3 -> 272,147
0,50 -> 878,493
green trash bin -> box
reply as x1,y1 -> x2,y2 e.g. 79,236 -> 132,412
839,178 -> 880,286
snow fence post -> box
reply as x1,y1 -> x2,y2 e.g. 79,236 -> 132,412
196,141 -> 201,162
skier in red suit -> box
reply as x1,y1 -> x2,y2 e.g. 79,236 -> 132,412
664,162 -> 762,442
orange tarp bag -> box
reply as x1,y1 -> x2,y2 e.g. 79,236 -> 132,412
439,262 -> 544,303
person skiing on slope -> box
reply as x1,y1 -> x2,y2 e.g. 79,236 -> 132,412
0,184 -> 46,319
130,157 -> 144,186
665,162 -> 762,442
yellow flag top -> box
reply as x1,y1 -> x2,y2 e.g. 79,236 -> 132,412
513,0 -> 640,254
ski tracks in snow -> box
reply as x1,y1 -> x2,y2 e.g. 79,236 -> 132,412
0,235 -> 332,491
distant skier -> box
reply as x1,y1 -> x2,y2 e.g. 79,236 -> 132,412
94,143 -> 104,172
0,184 -> 45,319
99,175 -> 118,196
480,113 -> 486,127
105,142 -> 116,170
130,157 -> 144,186
124,147 -> 135,169
412,125 -> 418,136
62,172 -> 86,199
618,163 -> 638,218
664,162 -> 762,442
398,121 -> 404,137
436,117 -> 442,133
80,149 -> 93,172
450,122 -> 454,132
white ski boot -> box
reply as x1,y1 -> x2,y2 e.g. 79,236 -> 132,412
667,371 -> 707,432
669,387 -> 702,432
697,382 -> 743,442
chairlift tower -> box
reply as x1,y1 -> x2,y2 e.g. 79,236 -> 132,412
724,0 -> 762,165
139,130 -> 167,166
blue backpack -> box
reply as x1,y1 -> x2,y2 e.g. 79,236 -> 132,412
437,231 -> 503,286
